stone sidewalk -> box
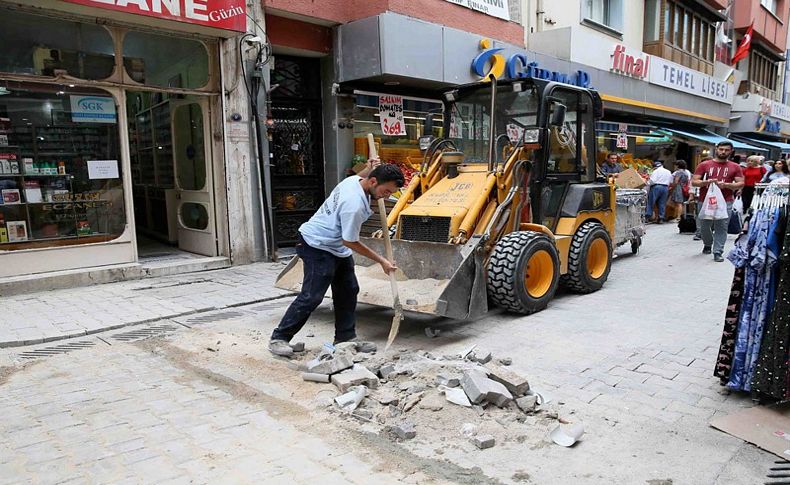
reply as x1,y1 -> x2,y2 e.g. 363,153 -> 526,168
0,261 -> 294,348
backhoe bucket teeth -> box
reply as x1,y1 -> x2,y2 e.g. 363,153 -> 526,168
275,236 -> 489,320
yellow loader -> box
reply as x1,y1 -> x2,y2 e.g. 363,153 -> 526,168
277,77 -> 616,320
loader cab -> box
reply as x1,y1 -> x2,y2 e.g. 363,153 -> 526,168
441,79 -> 602,232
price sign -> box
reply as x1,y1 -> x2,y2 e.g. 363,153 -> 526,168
379,95 -> 406,136
616,133 -> 628,149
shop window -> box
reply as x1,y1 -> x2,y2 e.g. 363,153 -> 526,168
0,10 -> 114,80
583,0 -> 623,33
352,95 -> 443,166
122,32 -> 208,89
0,84 -> 125,251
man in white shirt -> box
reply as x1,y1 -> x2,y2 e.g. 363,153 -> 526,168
269,164 -> 404,357
646,161 -> 674,223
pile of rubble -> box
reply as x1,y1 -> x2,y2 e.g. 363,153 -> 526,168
286,342 -> 561,449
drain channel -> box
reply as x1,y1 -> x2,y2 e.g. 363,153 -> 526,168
183,311 -> 246,325
17,340 -> 97,360
110,324 -> 180,342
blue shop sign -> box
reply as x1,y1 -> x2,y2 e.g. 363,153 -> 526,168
756,114 -> 781,134
471,39 -> 591,88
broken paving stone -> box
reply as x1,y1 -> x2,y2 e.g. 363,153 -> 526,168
485,364 -> 530,396
290,342 -> 305,352
498,357 -> 513,366
516,395 -> 538,413
435,374 -> 461,388
472,434 -> 496,450
459,344 -> 477,359
352,354 -> 367,363
378,363 -> 396,378
469,350 -> 493,365
390,421 -> 416,440
402,392 -> 424,412
306,353 -> 354,375
302,372 -> 330,383
443,387 -> 472,408
374,390 -> 400,406
331,364 -> 380,392
417,392 -> 445,412
461,370 -> 513,407
352,409 -> 374,421
388,405 -> 402,418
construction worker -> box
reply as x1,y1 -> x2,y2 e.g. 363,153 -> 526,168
269,163 -> 405,357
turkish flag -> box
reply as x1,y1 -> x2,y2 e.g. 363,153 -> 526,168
731,22 -> 754,65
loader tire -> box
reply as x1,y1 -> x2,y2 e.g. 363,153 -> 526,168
563,222 -> 612,294
487,231 -> 560,314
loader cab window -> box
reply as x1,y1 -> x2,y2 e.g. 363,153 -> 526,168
446,83 -> 540,164
546,89 -> 581,175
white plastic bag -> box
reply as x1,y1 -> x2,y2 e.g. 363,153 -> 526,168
700,183 -> 729,220
732,195 -> 744,215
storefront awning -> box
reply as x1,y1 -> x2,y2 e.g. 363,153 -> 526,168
730,135 -> 790,154
657,126 -> 768,153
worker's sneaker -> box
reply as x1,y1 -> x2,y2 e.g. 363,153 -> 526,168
693,235 -> 702,241
334,338 -> 377,354
713,253 -> 725,262
702,246 -> 712,254
268,339 -> 294,357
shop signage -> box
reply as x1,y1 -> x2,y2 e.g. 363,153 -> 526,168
648,57 -> 734,104
472,39 -> 592,88
766,98 -> 790,123
443,0 -> 509,21
70,96 -> 117,123
611,45 -> 649,79
60,0 -> 246,32
378,95 -> 406,136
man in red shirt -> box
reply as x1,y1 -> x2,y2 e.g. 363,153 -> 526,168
691,141 -> 744,262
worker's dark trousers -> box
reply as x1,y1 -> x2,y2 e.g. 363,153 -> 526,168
271,235 -> 359,343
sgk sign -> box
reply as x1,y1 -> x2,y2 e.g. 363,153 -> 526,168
61,0 -> 246,32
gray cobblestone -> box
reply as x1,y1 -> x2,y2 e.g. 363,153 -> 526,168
633,363 -> 679,380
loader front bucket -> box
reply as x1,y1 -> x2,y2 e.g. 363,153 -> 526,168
274,235 -> 489,320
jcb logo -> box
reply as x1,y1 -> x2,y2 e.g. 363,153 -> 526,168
592,191 -> 604,208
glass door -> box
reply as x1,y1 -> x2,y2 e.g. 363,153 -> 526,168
170,98 -> 216,256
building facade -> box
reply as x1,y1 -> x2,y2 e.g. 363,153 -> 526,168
0,0 -> 268,292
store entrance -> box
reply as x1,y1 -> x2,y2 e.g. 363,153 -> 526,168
126,90 -> 217,262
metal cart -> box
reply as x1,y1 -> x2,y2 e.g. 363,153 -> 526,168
614,188 -> 647,254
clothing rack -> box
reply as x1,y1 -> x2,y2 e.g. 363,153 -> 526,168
751,182 -> 789,211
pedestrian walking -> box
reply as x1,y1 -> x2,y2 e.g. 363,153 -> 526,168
667,160 -> 690,220
646,161 -> 673,223
269,164 -> 405,357
691,141 -> 745,262
740,155 -> 767,210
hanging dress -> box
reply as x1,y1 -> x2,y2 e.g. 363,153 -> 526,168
753,211 -> 790,400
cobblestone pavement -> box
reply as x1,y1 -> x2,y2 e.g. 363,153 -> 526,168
0,224 -> 775,483
0,262 -> 292,348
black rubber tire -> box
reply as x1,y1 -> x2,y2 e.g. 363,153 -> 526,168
487,231 -> 560,314
564,222 -> 612,294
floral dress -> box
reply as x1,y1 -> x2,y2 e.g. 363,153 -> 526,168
726,209 -> 778,391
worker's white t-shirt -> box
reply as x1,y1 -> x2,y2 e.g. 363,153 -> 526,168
300,176 -> 373,258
